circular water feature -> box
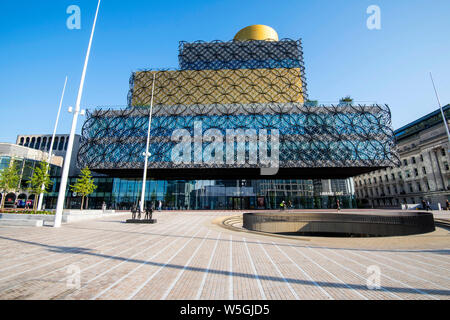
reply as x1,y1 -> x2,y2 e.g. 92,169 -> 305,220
243,211 -> 435,237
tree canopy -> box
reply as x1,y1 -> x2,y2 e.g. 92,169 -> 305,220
27,160 -> 53,212
0,160 -> 20,209
70,166 -> 97,210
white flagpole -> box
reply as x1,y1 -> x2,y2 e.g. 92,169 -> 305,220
430,72 -> 450,152
140,73 -> 156,213
54,0 -> 101,227
37,76 -> 68,211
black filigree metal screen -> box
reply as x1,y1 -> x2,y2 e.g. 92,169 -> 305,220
77,38 -> 399,176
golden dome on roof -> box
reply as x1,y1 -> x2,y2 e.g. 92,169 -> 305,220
234,25 -> 279,41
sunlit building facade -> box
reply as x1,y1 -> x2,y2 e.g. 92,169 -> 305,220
62,25 -> 396,210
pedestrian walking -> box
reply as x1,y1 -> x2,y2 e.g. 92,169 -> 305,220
426,200 -> 431,211
158,200 -> 162,212
336,198 -> 341,212
446,199 -> 450,211
422,199 -> 427,210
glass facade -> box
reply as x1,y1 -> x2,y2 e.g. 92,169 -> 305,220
42,178 -> 356,210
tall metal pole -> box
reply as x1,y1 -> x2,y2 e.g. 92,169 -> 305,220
37,76 -> 68,211
140,73 -> 156,213
430,72 -> 450,151
54,0 -> 101,228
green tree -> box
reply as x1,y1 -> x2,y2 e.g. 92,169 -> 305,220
339,96 -> 353,104
305,99 -> 318,107
0,160 -> 20,209
27,161 -> 53,213
70,166 -> 97,210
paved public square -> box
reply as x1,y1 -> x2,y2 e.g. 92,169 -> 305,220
0,211 -> 449,300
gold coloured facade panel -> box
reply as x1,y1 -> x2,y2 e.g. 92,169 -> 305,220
131,68 -> 304,106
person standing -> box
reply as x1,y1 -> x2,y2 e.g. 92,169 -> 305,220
131,205 -> 137,220
102,201 -> 107,212
137,204 -> 142,220
426,200 -> 431,211
145,206 -> 153,220
421,199 -> 427,210
158,200 -> 162,212
446,199 -> 450,211
336,198 -> 341,212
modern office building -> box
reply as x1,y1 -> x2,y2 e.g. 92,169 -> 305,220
42,25 -> 397,210
0,143 -> 63,208
354,105 -> 450,208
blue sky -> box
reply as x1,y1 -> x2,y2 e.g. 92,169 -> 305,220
1,0 -> 449,143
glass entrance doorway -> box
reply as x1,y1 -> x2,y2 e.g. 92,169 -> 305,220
231,197 -> 250,210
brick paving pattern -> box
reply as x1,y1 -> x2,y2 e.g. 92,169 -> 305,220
0,211 -> 449,300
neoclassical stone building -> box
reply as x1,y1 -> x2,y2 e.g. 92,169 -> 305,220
354,105 -> 450,209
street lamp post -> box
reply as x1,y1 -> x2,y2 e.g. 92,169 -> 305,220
139,73 -> 156,213
37,76 -> 68,211
53,0 -> 101,228
430,72 -> 450,153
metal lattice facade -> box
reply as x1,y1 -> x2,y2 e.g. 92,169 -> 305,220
78,37 -> 399,179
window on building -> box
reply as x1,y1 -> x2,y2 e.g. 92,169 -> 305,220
422,167 -> 427,174
385,174 -> 389,182
53,137 -> 59,150
444,161 -> 449,171
416,182 -> 422,192
414,168 -> 418,176
406,170 -> 411,178
374,177 -> 377,183
420,154 -> 424,162
426,180 -> 430,191
391,173 -> 395,181
412,157 -> 416,164
394,185 -> 398,194
387,186 -> 391,194
42,137 -> 47,150
403,159 -> 408,166
35,137 -> 41,150
398,172 -> 403,180
442,149 -> 446,157
58,137 -> 65,151
408,183 -> 413,193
